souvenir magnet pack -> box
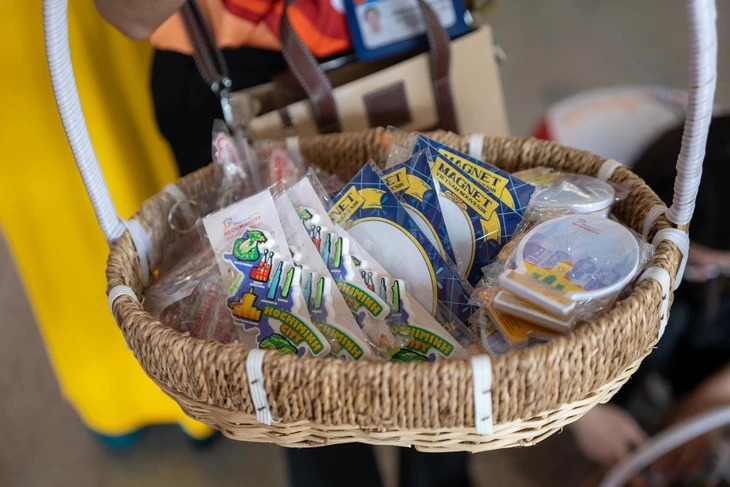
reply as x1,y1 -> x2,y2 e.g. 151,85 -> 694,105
383,150 -> 457,263
344,227 -> 468,362
328,161 -> 476,327
286,175 -> 398,353
274,193 -> 373,361
426,151 -> 526,285
499,214 -> 642,318
202,189 -> 330,357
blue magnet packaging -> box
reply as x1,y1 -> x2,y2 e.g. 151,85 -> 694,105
412,134 -> 535,215
411,135 -> 534,286
202,189 -> 331,358
328,161 -> 477,327
343,0 -> 470,62
383,150 -> 457,263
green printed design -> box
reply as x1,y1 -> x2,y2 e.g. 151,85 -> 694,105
391,281 -> 401,312
230,273 -> 243,295
281,267 -> 295,298
335,281 -> 386,317
390,349 -> 428,363
262,305 -> 326,354
259,333 -> 297,354
334,237 -> 343,268
315,277 -> 325,309
312,320 -> 365,360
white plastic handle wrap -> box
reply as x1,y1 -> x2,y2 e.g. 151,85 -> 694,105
43,0 -> 126,243
666,0 -> 718,226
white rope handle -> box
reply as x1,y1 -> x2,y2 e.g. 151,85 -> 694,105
44,0 -> 125,243
666,0 -> 718,226
638,267 -> 671,340
44,0 -> 717,254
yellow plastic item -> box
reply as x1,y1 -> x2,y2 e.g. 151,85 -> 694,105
0,0 -> 213,439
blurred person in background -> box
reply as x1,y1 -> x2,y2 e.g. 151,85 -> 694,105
95,0 -> 350,176
572,115 -> 730,484
95,0 -> 472,485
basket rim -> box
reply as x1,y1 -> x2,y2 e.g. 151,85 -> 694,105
106,130 -> 682,437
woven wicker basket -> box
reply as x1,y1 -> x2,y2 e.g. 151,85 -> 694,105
44,0 -> 717,455
106,130 -> 681,452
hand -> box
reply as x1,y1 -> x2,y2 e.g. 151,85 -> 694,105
572,404 -> 648,467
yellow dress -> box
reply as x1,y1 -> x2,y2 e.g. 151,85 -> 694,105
0,0 -> 212,438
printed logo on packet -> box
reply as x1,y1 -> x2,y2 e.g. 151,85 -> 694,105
412,134 -> 535,215
383,151 -> 457,264
328,162 -> 476,325
429,155 -> 525,285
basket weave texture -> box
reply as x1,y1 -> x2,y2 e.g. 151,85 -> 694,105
107,129 -> 682,452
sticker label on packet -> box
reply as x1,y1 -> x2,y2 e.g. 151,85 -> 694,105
346,232 -> 467,362
287,176 -> 397,353
383,151 -> 457,264
328,162 -> 476,326
202,190 -> 330,357
412,134 -> 535,214
427,154 -> 525,285
274,193 -> 372,361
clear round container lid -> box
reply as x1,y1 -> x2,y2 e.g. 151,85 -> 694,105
512,214 -> 641,302
531,174 -> 616,214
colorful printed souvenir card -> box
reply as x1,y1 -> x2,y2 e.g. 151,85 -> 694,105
202,190 -> 330,358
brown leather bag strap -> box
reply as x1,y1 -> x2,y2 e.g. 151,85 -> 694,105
418,0 -> 459,133
180,0 -> 231,96
278,0 -> 341,133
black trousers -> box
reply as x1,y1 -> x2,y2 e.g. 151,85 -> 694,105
151,47 -> 286,176
285,444 -> 470,487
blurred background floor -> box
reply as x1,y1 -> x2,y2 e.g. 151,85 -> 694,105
2,0 -> 729,485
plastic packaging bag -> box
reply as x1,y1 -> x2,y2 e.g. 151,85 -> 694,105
384,129 -> 535,286
328,161 -> 477,332
515,167 -> 631,220
286,173 -> 399,355
274,191 -> 373,361
480,213 -> 654,332
343,225 -> 469,361
382,150 -> 457,264
201,187 -> 331,357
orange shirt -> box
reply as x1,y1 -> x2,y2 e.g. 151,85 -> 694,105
151,0 -> 351,58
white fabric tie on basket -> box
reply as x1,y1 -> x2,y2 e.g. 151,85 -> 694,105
247,349 -> 278,425
653,228 -> 690,290
642,205 -> 667,239
467,134 -> 485,160
471,355 -> 493,435
163,183 -> 187,203
638,268 -> 671,340
123,219 -> 156,287
107,285 -> 139,317
286,136 -> 301,159
597,159 -> 623,181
